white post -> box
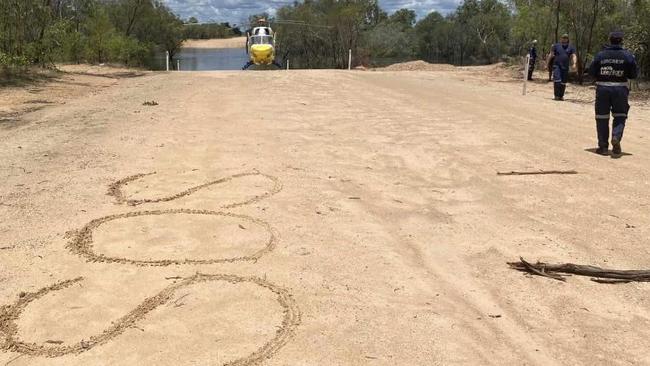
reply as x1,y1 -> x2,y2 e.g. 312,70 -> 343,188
287,60 -> 290,70
348,49 -> 352,70
523,54 -> 530,96
166,51 -> 170,71
177,59 -> 180,71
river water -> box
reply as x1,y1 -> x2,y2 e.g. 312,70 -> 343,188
156,48 -> 249,71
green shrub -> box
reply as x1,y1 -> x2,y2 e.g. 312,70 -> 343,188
0,51 -> 29,67
107,35 -> 151,66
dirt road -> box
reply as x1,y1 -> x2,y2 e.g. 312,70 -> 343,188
1,67 -> 649,365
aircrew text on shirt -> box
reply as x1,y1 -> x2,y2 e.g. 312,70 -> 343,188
601,59 -> 625,64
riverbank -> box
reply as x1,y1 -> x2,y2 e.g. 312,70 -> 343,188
182,37 -> 246,49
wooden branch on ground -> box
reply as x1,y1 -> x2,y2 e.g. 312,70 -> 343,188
497,170 -> 579,176
516,257 -> 566,282
508,257 -> 650,283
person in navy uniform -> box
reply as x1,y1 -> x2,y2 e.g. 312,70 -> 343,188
588,31 -> 639,158
548,34 -> 577,100
527,40 -> 538,80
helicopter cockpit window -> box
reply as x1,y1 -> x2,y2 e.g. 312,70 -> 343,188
254,27 -> 271,35
250,35 -> 273,45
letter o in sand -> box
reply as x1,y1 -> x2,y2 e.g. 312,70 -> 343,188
67,209 -> 277,266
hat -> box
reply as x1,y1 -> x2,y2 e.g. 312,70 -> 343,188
561,33 -> 569,39
609,31 -> 624,39
532,39 -> 538,44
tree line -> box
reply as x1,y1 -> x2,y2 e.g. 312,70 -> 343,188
0,0 -> 190,71
0,0 -> 241,73
273,0 -> 648,78
2,0 -> 648,77
183,17 -> 242,39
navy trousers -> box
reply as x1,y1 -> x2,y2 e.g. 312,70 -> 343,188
595,86 -> 630,148
553,65 -> 568,98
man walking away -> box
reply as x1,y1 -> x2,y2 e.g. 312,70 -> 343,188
589,31 -> 638,158
548,34 -> 577,100
528,40 -> 538,80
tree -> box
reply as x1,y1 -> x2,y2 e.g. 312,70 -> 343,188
108,0 -> 150,37
389,9 -> 416,30
415,11 -> 449,63
456,0 -> 511,64
365,21 -> 415,60
625,0 -> 649,78
362,0 -> 387,26
145,2 -> 185,65
85,7 -> 114,63
248,12 -> 270,27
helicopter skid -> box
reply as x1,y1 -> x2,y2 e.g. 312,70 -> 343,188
242,62 -> 283,71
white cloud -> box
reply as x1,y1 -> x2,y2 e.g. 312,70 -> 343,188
162,0 -> 462,24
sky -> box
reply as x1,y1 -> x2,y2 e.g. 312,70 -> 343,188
162,0 -> 462,25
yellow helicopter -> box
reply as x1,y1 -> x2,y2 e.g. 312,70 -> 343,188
241,18 -> 333,70
243,19 -> 283,70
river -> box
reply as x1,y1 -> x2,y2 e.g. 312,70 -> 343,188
156,47 -> 249,71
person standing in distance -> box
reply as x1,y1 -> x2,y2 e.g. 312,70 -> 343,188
528,40 -> 538,81
548,34 -> 577,101
588,31 -> 638,158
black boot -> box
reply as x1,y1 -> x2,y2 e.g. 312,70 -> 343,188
553,83 -> 564,101
611,137 -> 622,159
596,147 -> 609,156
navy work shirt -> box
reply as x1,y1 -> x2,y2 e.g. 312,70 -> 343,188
551,43 -> 576,68
589,45 -> 638,83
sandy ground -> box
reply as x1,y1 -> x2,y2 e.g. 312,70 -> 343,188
0,65 -> 148,129
1,65 -> 650,366
183,37 -> 247,49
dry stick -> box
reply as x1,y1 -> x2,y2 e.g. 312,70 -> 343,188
497,170 -> 579,176
591,278 -> 633,284
517,257 -> 566,282
509,257 -> 650,283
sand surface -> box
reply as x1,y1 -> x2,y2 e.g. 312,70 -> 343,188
1,65 -> 650,365
183,37 -> 247,49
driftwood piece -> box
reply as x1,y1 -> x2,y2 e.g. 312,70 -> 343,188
508,257 -> 650,283
590,278 -> 633,284
517,257 -> 566,282
497,170 -> 578,176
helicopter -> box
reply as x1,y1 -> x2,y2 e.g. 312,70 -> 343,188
243,19 -> 282,70
242,18 -> 332,70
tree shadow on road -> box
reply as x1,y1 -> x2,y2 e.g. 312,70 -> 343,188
0,67 -> 61,88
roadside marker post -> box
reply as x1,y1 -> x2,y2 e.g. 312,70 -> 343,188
523,54 -> 530,96
177,59 -> 180,71
166,51 -> 170,71
287,60 -> 290,70
348,49 -> 352,70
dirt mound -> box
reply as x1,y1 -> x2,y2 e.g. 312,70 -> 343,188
378,60 -> 456,72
